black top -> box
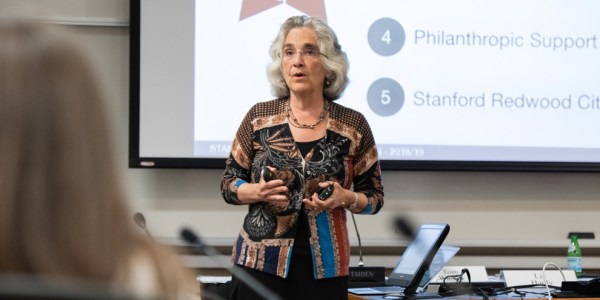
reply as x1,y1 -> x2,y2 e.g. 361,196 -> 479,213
293,138 -> 323,256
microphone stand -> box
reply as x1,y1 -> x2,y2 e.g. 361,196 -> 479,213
180,228 -> 282,300
132,214 -> 226,300
348,214 -> 385,287
350,214 -> 364,267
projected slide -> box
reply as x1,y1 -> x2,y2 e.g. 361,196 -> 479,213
130,0 -> 600,166
192,0 -> 600,162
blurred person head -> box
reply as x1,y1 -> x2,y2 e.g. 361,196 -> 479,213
0,20 -> 191,298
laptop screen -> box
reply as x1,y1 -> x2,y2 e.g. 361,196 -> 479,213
418,245 -> 460,287
386,223 -> 450,294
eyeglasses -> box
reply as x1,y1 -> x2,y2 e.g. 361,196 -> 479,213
279,49 -> 328,60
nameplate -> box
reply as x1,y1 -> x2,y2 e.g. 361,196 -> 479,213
431,266 -> 488,283
501,270 -> 577,287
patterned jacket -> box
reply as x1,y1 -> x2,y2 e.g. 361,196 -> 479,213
220,98 -> 384,279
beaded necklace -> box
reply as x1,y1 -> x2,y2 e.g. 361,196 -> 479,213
287,100 -> 330,129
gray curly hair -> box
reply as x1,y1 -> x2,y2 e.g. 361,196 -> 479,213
267,15 -> 349,101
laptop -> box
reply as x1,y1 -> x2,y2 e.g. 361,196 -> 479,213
348,223 -> 454,297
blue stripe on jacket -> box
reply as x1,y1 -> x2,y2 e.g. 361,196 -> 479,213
315,212 -> 335,278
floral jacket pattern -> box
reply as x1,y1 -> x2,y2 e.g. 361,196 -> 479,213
220,98 -> 384,279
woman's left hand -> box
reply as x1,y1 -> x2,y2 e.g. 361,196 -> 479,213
302,181 -> 352,212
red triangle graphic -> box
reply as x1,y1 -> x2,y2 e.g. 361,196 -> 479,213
239,0 -> 284,21
287,0 -> 327,23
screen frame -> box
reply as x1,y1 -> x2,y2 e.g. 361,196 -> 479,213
386,223 -> 450,295
128,0 -> 600,172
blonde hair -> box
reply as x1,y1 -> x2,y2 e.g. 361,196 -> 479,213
0,20 -> 192,298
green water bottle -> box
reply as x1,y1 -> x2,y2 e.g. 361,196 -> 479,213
567,234 -> 582,277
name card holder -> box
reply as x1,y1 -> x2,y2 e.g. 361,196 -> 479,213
431,266 -> 489,283
501,270 -> 577,287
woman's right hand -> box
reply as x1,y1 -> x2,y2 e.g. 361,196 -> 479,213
257,177 -> 288,206
235,167 -> 288,206
256,167 -> 288,206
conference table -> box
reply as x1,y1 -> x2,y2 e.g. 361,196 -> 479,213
200,275 -> 598,299
348,295 -> 600,300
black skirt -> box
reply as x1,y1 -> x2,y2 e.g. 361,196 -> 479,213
229,254 -> 348,300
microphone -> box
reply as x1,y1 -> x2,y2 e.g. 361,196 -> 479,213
133,212 -> 153,240
180,227 -> 282,300
348,213 -> 385,287
394,216 -> 416,240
